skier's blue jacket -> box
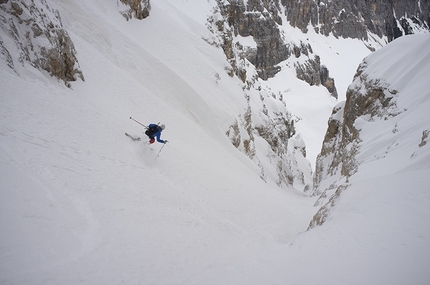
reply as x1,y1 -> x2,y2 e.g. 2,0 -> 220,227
148,124 -> 165,143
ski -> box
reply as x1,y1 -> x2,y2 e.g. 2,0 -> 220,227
125,132 -> 141,141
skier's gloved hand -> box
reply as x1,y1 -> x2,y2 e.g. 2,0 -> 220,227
164,140 -> 169,144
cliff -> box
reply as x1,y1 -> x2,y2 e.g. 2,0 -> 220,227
282,0 -> 429,41
0,0 -> 84,84
310,34 -> 430,227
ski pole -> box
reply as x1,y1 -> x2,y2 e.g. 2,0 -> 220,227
130,117 -> 148,129
155,143 -> 167,159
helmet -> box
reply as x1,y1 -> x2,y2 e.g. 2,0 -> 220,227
160,124 -> 165,130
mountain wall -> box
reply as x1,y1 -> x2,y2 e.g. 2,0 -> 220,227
205,0 -> 428,191
208,0 -> 429,83
0,0 -> 84,84
207,0 -> 339,96
206,1 -> 317,189
282,0 -> 429,41
310,34 -> 430,227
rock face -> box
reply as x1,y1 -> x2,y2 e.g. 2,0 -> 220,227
207,0 -> 338,97
295,54 -> 339,99
282,0 -> 429,41
207,0 -> 287,80
205,1 -> 338,189
310,35 -> 430,230
207,0 -> 429,84
118,0 -> 151,20
224,96 -> 309,189
0,0 -> 84,84
310,43 -> 406,228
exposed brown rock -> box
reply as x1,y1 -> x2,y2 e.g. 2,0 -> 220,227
119,0 -> 150,20
0,0 -> 84,84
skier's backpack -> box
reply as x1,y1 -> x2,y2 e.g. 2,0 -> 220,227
145,125 -> 159,137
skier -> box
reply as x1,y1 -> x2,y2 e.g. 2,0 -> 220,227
145,123 -> 167,144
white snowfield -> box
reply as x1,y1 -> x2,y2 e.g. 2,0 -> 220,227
0,0 -> 429,284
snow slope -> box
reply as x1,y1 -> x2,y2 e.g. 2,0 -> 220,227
1,0 -> 428,284
0,0 -> 317,284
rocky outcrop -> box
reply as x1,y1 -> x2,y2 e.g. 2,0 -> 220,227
206,1 -> 334,189
118,0 -> 150,20
206,0 -> 338,97
206,0 -> 428,91
224,88 -> 311,189
294,52 -> 338,99
320,65 -> 338,99
310,54 -> 402,228
281,0 -> 429,41
207,0 -> 288,80
309,35 -> 430,230
0,0 -> 84,84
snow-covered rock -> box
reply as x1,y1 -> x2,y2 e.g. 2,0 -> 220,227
118,0 -> 150,20
0,0 -> 83,84
311,34 -> 430,226
283,0 -> 429,41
